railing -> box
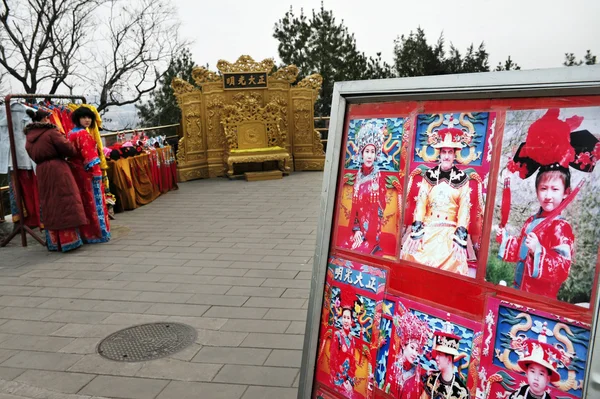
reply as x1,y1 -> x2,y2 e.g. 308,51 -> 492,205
314,116 -> 330,152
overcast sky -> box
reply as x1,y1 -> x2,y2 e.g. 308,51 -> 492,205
175,0 -> 600,71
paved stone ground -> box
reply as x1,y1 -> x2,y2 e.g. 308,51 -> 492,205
0,171 -> 323,399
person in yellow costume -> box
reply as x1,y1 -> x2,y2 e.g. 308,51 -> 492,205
400,127 -> 472,276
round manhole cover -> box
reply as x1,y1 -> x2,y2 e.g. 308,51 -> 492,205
97,322 -> 197,362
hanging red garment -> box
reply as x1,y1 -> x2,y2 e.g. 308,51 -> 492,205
8,170 -> 41,229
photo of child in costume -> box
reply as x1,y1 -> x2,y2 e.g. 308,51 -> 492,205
478,298 -> 590,399
487,107 -> 600,305
335,118 -> 405,259
376,295 -> 482,399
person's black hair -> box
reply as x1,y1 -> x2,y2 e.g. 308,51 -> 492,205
26,109 -> 52,122
535,166 -> 571,191
71,106 -> 96,128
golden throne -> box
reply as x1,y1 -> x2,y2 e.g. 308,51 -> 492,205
220,93 -> 291,178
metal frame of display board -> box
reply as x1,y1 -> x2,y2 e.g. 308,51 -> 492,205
1,94 -> 87,248
298,65 -> 600,399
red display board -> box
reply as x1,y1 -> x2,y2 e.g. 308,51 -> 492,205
305,88 -> 600,399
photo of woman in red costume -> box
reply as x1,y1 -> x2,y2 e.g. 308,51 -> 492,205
330,290 -> 358,398
488,107 -> 600,305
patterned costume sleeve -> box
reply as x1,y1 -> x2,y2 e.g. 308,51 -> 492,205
413,179 -> 430,223
456,184 -> 471,230
499,217 -> 531,262
529,220 -> 573,284
330,331 -> 341,376
73,130 -> 101,170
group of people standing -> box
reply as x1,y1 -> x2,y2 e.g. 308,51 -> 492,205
24,106 -> 110,252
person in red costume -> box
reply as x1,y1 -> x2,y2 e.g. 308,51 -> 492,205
330,291 -> 358,398
498,109 -> 599,299
386,311 -> 431,399
344,122 -> 387,255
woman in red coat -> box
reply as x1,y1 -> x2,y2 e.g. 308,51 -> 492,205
24,109 -> 87,252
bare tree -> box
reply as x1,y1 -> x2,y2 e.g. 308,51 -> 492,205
0,0 -> 104,94
87,0 -> 184,113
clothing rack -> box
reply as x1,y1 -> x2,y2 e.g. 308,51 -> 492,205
1,93 -> 87,248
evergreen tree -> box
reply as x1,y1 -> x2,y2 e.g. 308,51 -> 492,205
564,50 -> 597,66
273,3 -> 391,116
495,55 -> 520,71
136,48 -> 197,127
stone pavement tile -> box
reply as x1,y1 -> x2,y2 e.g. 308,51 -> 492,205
228,261 -> 280,270
73,280 -> 130,290
129,252 -> 180,259
192,347 -> 270,366
127,258 -> 188,267
183,260 -> 233,268
81,289 -> 141,301
0,307 -> 56,321
68,354 -> 142,376
187,294 -> 249,307
262,278 -> 310,289
44,310 -> 111,324
243,270 -> 298,279
203,307 -> 267,320
165,316 -> 227,331
26,278 -> 82,288
292,373 -> 300,388
214,364 -> 298,387
38,298 -> 103,311
278,263 -> 310,271
104,265 -> 156,273
0,350 -> 18,364
2,351 -> 81,371
79,375 -> 169,399
240,333 -> 304,350
123,281 -> 179,293
20,270 -> 75,279
290,250 -> 315,258
216,254 -> 264,262
148,266 -> 198,275
262,255 -> 311,264
220,319 -> 290,334
123,245 -> 168,253
67,271 -> 120,280
111,272 -> 162,282
169,343 -> 202,361
0,320 -> 64,335
244,297 -> 304,309
0,287 -> 40,296
90,301 -> 152,314
173,284 -> 231,295
136,358 -> 222,382
152,241 -> 194,247
220,236 -> 263,244
225,286 -> 285,298
285,321 -> 306,335
263,308 -> 307,321
0,335 -> 74,352
51,324 -> 128,338
101,313 -> 168,325
59,338 -> 100,355
173,253 -> 220,261
145,303 -> 209,317
15,370 -> 95,394
195,329 -> 247,347
132,292 -> 193,304
156,381 -> 247,399
0,367 -> 25,380
0,296 -> 49,308
233,242 -> 277,250
202,247 -> 247,255
244,249 -> 293,257
264,349 -> 303,368
158,275 -> 215,285
31,288 -> 91,299
210,277 -> 265,287
295,271 -> 313,280
241,386 -> 298,399
0,278 -> 35,286
195,268 -> 248,277
281,289 -> 309,299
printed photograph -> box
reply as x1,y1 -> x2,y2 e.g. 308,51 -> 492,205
335,118 -> 407,259
316,257 -> 388,399
486,107 -> 600,306
376,294 -> 482,399
478,298 -> 590,399
401,112 -> 495,277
